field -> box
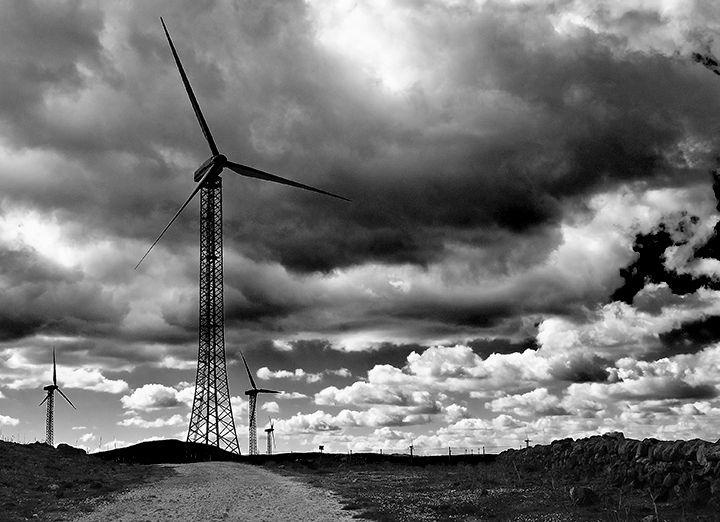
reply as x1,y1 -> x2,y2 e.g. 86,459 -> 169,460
274,455 -> 720,522
0,441 -> 172,522
2,439 -> 720,522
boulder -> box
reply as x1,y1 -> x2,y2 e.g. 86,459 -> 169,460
660,441 -> 684,462
569,486 -> 599,506
703,444 -> 720,461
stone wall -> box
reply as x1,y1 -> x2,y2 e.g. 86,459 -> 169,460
497,432 -> 720,503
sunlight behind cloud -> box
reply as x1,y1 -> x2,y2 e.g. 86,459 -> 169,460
0,207 -> 78,268
307,0 -> 421,93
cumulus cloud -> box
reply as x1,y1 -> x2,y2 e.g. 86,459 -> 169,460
261,401 -> 279,413
1,348 -> 129,393
256,365 -> 352,384
444,404 -> 471,423
61,368 -> 129,394
120,383 -> 193,411
277,391 -> 308,400
315,381 -> 439,410
257,367 -> 322,383
277,406 -> 436,435
78,432 -> 96,443
0,414 -> 19,426
118,414 -> 185,428
487,388 -> 569,417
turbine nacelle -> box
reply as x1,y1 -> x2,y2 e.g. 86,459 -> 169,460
193,154 -> 227,182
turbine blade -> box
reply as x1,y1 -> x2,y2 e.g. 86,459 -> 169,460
57,388 -> 77,410
239,351 -> 258,390
134,167 -> 214,269
39,393 -> 50,407
257,388 -> 280,394
52,346 -> 57,386
160,17 -> 219,156
224,160 -> 351,202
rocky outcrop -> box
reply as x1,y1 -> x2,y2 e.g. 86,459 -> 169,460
497,432 -> 720,504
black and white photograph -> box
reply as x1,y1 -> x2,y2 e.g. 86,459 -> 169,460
2,0 -> 720,520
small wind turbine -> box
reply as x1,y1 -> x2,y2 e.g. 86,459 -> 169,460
39,347 -> 76,447
265,417 -> 276,455
240,351 -> 280,455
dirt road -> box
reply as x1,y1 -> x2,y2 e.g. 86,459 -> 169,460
70,462 -> 365,522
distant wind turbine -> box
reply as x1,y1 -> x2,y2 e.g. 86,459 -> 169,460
135,18 -> 349,454
265,417 -> 276,455
39,347 -> 76,447
240,351 -> 280,455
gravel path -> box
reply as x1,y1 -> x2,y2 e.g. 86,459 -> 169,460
70,462 -> 366,522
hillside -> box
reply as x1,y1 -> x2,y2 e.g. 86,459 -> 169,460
3,434 -> 720,521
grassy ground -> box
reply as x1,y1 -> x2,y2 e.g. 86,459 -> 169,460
0,440 -> 172,522
272,456 -> 720,522
3,439 -> 720,522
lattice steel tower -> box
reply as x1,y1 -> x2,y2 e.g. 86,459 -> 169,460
186,176 -> 240,453
136,19 -> 348,455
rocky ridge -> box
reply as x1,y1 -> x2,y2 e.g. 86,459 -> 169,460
498,432 -> 720,506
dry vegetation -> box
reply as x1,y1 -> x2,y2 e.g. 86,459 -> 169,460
274,455 -> 720,522
3,439 -> 720,522
0,440 -> 172,522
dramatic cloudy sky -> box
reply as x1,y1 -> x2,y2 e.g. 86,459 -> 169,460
2,0 -> 720,454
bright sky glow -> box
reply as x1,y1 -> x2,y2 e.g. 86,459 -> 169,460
308,0 -> 421,93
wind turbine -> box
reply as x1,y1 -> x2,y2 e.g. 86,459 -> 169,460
240,351 -> 279,455
265,417 -> 276,455
39,347 -> 76,447
136,18 -> 348,454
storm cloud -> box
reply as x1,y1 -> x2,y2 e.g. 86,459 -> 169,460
3,0 -> 720,452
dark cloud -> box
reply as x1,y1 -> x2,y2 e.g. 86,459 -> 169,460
0,0 -> 107,148
539,406 -> 571,417
467,337 -> 538,358
121,1 -> 720,276
1,0 -> 718,285
658,316 -> 720,356
232,339 -> 425,377
0,245 -> 128,341
619,380 -> 718,401
549,355 -> 611,384
1,0 -> 720,392
611,215 -> 720,305
693,166 -> 720,260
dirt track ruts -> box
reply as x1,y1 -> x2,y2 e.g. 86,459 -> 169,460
70,461 -> 366,522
